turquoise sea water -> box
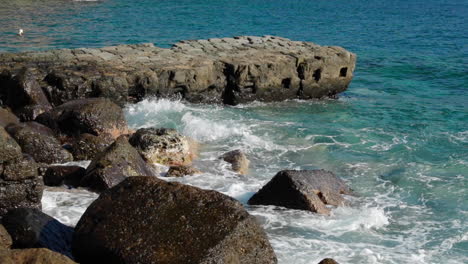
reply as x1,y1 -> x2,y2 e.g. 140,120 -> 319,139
2,0 -> 467,263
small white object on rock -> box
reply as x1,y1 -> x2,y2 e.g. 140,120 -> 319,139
18,29 -> 24,36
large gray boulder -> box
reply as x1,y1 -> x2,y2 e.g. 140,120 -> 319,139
0,68 -> 52,121
0,36 -> 355,106
36,98 -> 128,139
80,136 -> 154,192
248,170 -> 352,215
73,177 -> 277,264
5,122 -> 72,164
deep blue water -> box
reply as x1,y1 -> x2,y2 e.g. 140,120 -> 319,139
1,0 -> 467,263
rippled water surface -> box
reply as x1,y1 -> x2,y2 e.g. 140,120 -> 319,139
1,0 -> 467,263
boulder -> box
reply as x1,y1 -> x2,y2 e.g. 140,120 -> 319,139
219,149 -> 250,174
1,208 -> 74,259
73,177 -> 277,264
318,258 -> 339,264
0,248 -> 76,264
80,136 -> 154,192
0,108 -> 19,128
69,133 -> 112,161
5,122 -> 73,164
43,166 -> 86,187
0,225 -> 12,249
166,165 -> 201,177
248,170 -> 352,215
1,156 -> 38,181
36,98 -> 128,139
129,127 -> 193,165
0,127 -> 22,163
0,156 -> 43,217
1,68 -> 52,121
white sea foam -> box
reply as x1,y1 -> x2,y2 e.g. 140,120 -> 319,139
42,188 -> 98,226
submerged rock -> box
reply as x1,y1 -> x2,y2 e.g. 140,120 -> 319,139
36,98 -> 128,139
1,208 -> 74,259
80,136 -> 154,192
0,248 -> 76,264
43,166 -> 86,187
248,170 -> 352,215
5,122 -> 72,164
166,165 -> 201,177
219,149 -> 250,174
129,127 -> 193,166
0,36 -> 355,105
73,177 -> 277,264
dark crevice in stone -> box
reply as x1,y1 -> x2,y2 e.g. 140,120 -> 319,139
316,191 -> 327,204
222,63 -> 238,105
340,67 -> 348,77
281,78 -> 291,89
313,69 -> 321,82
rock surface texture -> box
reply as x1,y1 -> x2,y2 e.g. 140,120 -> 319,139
0,224 -> 12,249
165,165 -> 201,177
80,136 -> 154,192
73,177 -> 277,264
0,248 -> 77,264
0,127 -> 43,217
248,170 -> 352,215
129,127 -> 193,165
0,36 -> 355,106
5,122 -> 73,164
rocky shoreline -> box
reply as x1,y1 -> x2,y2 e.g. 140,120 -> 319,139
0,36 -> 354,263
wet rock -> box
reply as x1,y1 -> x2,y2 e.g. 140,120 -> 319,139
248,170 -> 352,215
129,127 -> 193,165
0,108 -> 19,128
80,136 -> 154,192
1,208 -> 74,259
1,68 -> 52,121
0,36 -> 355,106
0,156 -> 43,217
219,149 -> 250,174
0,225 -> 12,249
0,127 -> 22,163
73,177 -> 277,264
166,165 -> 201,177
1,157 -> 38,181
36,98 -> 128,139
69,133 -> 112,161
0,248 -> 76,264
5,122 -> 73,164
43,166 -> 86,187
318,258 -> 339,264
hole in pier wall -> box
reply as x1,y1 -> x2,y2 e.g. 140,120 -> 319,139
340,67 -> 348,77
281,78 -> 291,89
313,69 -> 321,82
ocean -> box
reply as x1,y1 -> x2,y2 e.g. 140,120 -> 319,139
1,0 -> 467,263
